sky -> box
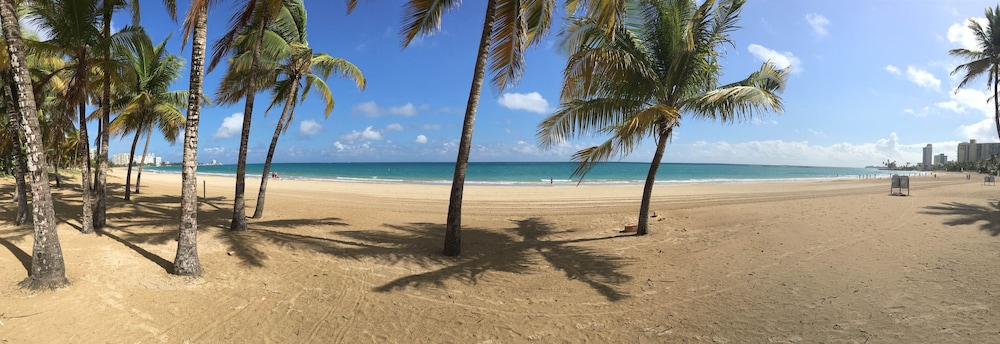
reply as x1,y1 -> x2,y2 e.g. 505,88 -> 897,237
29,0 -> 1000,167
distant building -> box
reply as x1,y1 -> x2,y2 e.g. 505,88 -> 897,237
957,139 -> 1000,163
112,152 -> 160,166
933,154 -> 947,166
922,144 -> 932,170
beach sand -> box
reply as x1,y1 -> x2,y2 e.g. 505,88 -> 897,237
2,170 -> 999,342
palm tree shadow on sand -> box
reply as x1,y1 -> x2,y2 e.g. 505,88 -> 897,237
232,217 -> 633,302
921,200 -> 1000,236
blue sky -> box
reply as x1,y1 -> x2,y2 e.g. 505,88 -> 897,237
30,1 -> 1000,167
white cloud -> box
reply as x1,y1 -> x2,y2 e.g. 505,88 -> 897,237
903,107 -> 929,117
947,17 -> 987,51
300,120 -> 323,136
805,13 -> 830,37
213,113 -> 243,139
339,126 -> 383,142
747,44 -> 802,73
352,101 -> 419,117
415,135 -> 428,144
958,118 -> 996,142
905,66 -> 941,91
420,124 -> 442,130
386,123 -> 404,132
885,64 -> 901,76
671,133 -> 940,167
497,92 -> 551,114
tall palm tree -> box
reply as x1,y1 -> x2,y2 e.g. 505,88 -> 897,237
94,0 -> 145,230
172,0 -> 215,276
27,0 -> 109,234
209,0 -> 287,232
1,0 -> 69,289
107,30 -> 186,201
171,0 -> 258,275
538,0 -> 787,235
219,0 -> 364,219
1,73 -> 30,225
950,5 -> 1000,141
348,0 -> 556,256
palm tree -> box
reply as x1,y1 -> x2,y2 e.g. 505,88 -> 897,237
172,0 -> 214,277
93,0 -> 146,230
1,74 -> 30,225
951,5 -> 1000,141
27,0 -> 111,234
107,30 -> 186,201
218,0 -> 364,219
348,0 -> 556,256
171,0 -> 258,274
538,0 -> 787,235
208,0 -> 288,232
1,0 -> 70,289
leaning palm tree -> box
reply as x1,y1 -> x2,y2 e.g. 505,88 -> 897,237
107,30 -> 186,201
219,0 -> 365,219
348,0 -> 556,256
950,5 -> 1000,141
1,0 -> 70,289
538,0 -> 787,235
210,0 -> 289,232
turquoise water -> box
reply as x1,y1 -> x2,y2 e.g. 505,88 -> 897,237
146,162 -> 925,185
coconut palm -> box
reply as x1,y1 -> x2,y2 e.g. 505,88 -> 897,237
538,0 -> 787,235
26,0 -> 109,234
207,0 -> 289,233
1,0 -> 69,289
171,0 -> 260,274
218,0 -> 364,219
107,30 -> 186,201
348,0 -> 556,256
950,5 -> 1000,141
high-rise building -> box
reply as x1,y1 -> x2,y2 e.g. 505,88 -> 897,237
956,139 -> 1000,163
933,154 -> 947,165
922,144 -> 932,170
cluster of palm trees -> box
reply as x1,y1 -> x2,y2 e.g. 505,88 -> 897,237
1,0 -> 363,288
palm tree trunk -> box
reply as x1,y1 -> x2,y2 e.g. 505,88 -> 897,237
134,129 -> 151,194
1,0 -> 69,289
51,129 -> 60,187
637,124 -> 671,236
444,0 -> 496,257
174,5 -> 207,276
994,68 -> 999,141
92,119 -> 100,192
77,102 -> 93,233
252,83 -> 298,219
124,131 -> 140,201
230,15 -> 269,232
94,3 -> 113,230
3,70 -> 30,225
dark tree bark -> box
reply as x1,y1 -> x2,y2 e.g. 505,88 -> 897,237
444,0 -> 496,257
1,0 -> 69,289
252,82 -> 298,219
134,130 -> 151,194
3,70 -> 29,224
637,123 -> 671,236
77,101 -> 93,233
230,14 -> 269,232
124,131 -> 140,201
174,5 -> 207,276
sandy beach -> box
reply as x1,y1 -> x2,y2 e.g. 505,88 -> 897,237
2,170 -> 999,342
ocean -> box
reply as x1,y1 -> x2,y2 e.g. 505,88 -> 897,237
145,162 -> 926,186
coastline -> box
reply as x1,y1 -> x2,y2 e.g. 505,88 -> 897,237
2,169 -> 997,342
